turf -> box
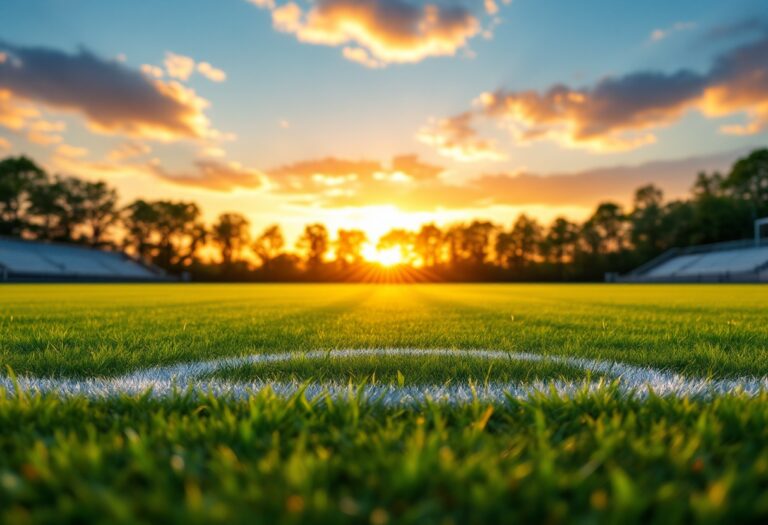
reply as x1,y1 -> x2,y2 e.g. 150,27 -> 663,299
1,283 -> 768,523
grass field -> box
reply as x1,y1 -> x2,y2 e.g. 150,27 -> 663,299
2,284 -> 768,523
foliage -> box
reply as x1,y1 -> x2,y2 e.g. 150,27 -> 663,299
1,149 -> 768,280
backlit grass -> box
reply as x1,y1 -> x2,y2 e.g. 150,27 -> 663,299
1,283 -> 768,523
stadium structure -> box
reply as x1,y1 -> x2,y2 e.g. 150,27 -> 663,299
0,237 -> 167,282
619,218 -> 768,283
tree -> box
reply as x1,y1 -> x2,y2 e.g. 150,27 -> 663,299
254,225 -> 285,269
542,217 -> 578,265
463,221 -> 496,265
297,223 -> 329,267
414,223 -> 443,267
123,200 -> 206,270
508,214 -> 541,268
377,229 -> 415,262
0,156 -> 45,236
584,202 -> 626,255
335,229 -> 367,266
722,148 -> 768,219
630,184 -> 665,257
212,213 -> 251,267
80,180 -> 119,246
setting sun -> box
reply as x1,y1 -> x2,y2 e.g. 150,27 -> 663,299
362,244 -> 403,267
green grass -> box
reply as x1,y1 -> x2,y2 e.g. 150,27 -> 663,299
1,283 -> 768,523
203,352 -> 599,385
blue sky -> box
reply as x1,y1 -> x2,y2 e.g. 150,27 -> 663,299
1,0 -> 766,239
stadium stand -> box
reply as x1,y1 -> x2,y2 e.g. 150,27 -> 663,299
620,240 -> 768,282
0,238 -> 168,282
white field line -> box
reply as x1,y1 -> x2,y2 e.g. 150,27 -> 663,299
2,349 -> 767,405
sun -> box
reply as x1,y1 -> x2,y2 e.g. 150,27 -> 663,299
362,244 -> 403,267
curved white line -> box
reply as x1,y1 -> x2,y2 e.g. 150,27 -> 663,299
2,349 -> 766,404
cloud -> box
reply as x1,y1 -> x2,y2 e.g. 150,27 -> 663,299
107,141 -> 152,162
55,144 -> 89,158
417,112 -> 506,161
258,0 -> 485,66
148,159 -> 266,191
0,41 -> 216,141
0,137 -> 10,150
26,119 -> 66,146
0,89 -> 39,129
423,32 -> 768,157
197,62 -> 227,82
342,46 -> 383,68
271,149 -> 742,211
164,52 -> 196,80
649,21 -> 696,43
267,154 -> 443,201
141,64 -> 164,79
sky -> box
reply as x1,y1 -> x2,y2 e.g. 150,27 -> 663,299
1,0 -> 767,242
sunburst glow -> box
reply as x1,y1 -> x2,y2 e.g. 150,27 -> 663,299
362,244 -> 403,267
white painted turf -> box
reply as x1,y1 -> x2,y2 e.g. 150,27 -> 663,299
2,349 -> 767,405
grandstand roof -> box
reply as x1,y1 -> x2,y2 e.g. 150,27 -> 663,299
621,240 -> 768,283
0,238 -> 168,282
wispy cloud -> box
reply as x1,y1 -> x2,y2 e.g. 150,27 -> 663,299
649,21 -> 696,43
417,112 -> 506,161
148,159 -> 266,191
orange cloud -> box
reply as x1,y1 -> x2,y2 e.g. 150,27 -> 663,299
417,112 -> 506,161
269,154 -> 442,193
265,0 -> 482,66
0,137 -> 10,150
107,141 -> 152,162
26,119 -> 66,146
148,159 -> 266,191
0,42 -> 218,142
422,33 -> 768,157
55,144 -> 89,158
197,62 -> 227,82
0,89 -> 39,129
164,52 -> 196,80
266,149 -> 739,211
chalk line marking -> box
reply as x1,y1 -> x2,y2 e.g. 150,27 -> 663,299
2,349 -> 767,404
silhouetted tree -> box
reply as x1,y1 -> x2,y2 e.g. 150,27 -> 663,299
212,213 -> 251,267
505,214 -> 541,269
0,156 -> 45,236
630,184 -> 665,258
414,223 -> 443,267
542,217 -> 579,266
254,224 -> 285,270
378,229 -> 414,262
80,180 -> 119,246
463,221 -> 496,265
723,148 -> 768,220
335,229 -> 367,266
584,202 -> 626,255
123,200 -> 206,270
297,223 -> 329,268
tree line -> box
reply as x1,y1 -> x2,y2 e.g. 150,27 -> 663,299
1,149 -> 767,281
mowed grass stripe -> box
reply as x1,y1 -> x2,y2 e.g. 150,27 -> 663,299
1,284 -> 768,378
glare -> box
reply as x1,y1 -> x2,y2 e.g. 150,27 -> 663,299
362,244 -> 403,267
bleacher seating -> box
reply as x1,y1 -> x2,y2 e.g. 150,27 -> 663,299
0,238 -> 166,281
623,242 -> 768,282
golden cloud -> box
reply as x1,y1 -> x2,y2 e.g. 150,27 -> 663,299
148,159 -> 267,191
264,0 -> 482,66
417,112 -> 506,161
0,42 -> 219,142
421,33 -> 768,157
